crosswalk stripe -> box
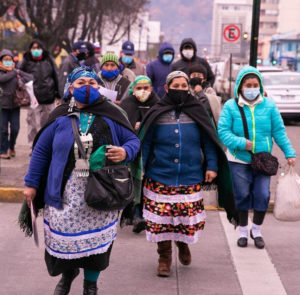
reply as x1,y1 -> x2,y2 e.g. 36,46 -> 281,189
219,212 -> 287,295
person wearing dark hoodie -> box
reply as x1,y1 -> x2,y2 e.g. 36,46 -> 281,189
19,40 -> 60,147
58,40 -> 88,97
84,42 -> 101,73
0,49 -> 33,159
146,42 -> 175,98
171,38 -> 215,86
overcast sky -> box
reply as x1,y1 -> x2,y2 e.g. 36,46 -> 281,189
148,0 -> 213,48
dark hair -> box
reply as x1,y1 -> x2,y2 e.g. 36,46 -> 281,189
188,64 -> 208,79
238,73 -> 260,94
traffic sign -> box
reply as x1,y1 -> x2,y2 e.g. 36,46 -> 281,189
221,24 -> 242,54
223,24 -> 241,42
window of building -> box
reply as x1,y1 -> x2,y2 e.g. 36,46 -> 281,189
287,42 -> 292,51
222,5 -> 229,10
265,10 -> 278,16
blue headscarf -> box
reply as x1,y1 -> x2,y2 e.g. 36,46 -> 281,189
63,66 -> 100,100
68,65 -> 100,83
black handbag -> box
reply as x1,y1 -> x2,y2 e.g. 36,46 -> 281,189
235,99 -> 279,176
71,117 -> 134,210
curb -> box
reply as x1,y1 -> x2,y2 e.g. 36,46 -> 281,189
0,187 -> 24,203
0,187 -> 275,212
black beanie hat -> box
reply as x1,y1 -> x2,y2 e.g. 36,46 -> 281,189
188,64 -> 208,79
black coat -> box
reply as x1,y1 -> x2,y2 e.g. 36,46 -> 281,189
19,51 -> 60,104
0,69 -> 33,109
120,92 -> 159,128
58,54 -> 81,97
171,38 -> 215,86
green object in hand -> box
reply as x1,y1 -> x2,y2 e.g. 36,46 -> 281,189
89,145 -> 107,171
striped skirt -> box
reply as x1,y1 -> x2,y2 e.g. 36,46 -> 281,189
143,178 -> 206,244
44,172 -> 118,260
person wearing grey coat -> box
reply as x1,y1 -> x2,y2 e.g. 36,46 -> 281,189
0,49 -> 33,159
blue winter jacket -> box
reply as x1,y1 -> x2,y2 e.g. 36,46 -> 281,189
142,111 -> 218,187
218,66 -> 295,163
146,42 -> 174,99
24,116 -> 140,209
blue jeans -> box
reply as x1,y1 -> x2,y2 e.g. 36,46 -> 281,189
1,108 -> 20,154
229,162 -> 271,211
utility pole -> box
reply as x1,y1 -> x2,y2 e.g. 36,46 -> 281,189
249,0 -> 261,67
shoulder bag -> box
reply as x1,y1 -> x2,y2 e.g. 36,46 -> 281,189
235,99 -> 279,176
71,117 -> 134,210
13,71 -> 31,107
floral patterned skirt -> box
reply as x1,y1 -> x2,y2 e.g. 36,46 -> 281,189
143,178 -> 206,244
44,172 -> 118,260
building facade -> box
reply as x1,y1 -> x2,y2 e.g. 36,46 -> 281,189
211,0 -> 253,62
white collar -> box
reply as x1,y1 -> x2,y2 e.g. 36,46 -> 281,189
238,94 -> 263,107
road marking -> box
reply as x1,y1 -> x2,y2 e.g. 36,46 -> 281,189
219,212 -> 287,295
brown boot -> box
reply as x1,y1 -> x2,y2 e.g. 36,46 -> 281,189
157,241 -> 172,277
175,241 -> 191,265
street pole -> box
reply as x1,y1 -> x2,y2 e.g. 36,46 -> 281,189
249,0 -> 261,67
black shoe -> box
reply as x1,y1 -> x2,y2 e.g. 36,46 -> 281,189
237,237 -> 248,247
53,268 -> 80,295
132,217 -> 146,233
250,230 -> 265,249
83,280 -> 98,295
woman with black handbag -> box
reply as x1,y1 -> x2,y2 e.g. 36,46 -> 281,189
218,65 -> 296,249
22,66 -> 140,295
0,49 -> 32,159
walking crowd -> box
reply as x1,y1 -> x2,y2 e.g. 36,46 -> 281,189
0,37 -> 296,295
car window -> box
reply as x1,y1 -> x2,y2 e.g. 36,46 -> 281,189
263,74 -> 300,86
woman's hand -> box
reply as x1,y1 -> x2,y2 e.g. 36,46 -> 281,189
24,186 -> 37,208
205,170 -> 217,183
134,122 -> 140,131
194,85 -> 203,93
106,146 -> 127,163
245,140 -> 253,151
287,157 -> 296,166
115,100 -> 121,105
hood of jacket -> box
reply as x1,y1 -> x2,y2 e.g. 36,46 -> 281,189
0,49 -> 14,60
234,65 -> 264,98
179,38 -> 197,60
158,42 -> 175,63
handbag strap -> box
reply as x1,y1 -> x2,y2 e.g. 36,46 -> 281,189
71,116 -> 88,160
235,98 -> 253,155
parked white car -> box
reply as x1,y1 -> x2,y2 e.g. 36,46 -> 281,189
262,71 -> 300,119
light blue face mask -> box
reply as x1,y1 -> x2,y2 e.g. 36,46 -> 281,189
122,55 -> 133,64
243,88 -> 260,101
162,54 -> 173,64
2,60 -> 13,67
31,49 -> 43,58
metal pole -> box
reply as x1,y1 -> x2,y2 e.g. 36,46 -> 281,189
229,53 -> 232,98
249,0 -> 261,67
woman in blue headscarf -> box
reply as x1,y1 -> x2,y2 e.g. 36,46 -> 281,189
23,66 -> 140,295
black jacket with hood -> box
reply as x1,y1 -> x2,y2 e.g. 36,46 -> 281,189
19,40 -> 60,104
171,38 -> 215,86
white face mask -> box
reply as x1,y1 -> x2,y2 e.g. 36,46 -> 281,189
134,90 -> 151,102
182,49 -> 194,59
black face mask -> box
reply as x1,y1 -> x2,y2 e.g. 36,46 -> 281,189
77,52 -> 86,61
168,89 -> 189,105
190,77 -> 203,88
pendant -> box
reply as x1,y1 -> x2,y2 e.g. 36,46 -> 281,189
74,158 -> 89,178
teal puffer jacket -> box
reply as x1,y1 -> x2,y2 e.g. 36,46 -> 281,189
218,66 -> 296,163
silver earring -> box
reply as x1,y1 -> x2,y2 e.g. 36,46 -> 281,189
68,96 -> 75,112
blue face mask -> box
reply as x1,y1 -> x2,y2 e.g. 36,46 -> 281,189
2,60 -> 13,67
73,85 -> 100,104
162,54 -> 173,64
243,88 -> 260,101
122,55 -> 133,64
31,49 -> 43,58
101,69 -> 119,80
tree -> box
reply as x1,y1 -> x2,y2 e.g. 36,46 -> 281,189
0,0 -> 17,17
8,0 -> 147,55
